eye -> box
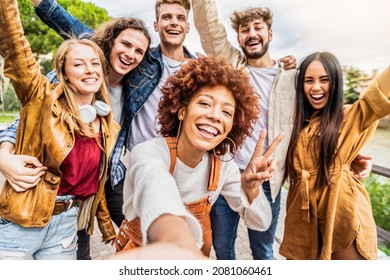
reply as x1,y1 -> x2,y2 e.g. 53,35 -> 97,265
136,49 -> 144,56
92,62 -> 101,66
199,101 -> 211,107
223,110 -> 233,117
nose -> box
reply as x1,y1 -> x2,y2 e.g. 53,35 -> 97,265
85,63 -> 94,74
248,27 -> 257,37
170,16 -> 179,26
312,80 -> 322,91
125,48 -> 135,61
207,107 -> 222,122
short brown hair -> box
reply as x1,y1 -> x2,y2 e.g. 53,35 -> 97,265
230,7 -> 273,33
155,0 -> 191,20
158,55 -> 259,156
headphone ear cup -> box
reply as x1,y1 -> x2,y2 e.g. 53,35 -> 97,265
79,104 -> 97,124
93,100 -> 111,117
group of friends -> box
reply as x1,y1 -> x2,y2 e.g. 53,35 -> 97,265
0,0 -> 389,260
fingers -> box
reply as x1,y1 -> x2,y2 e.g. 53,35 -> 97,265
354,153 -> 373,161
250,128 -> 267,161
23,155 -> 45,168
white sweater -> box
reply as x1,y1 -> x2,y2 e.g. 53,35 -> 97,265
122,137 -> 272,249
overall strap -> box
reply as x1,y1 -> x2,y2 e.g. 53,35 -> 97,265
164,137 -> 220,191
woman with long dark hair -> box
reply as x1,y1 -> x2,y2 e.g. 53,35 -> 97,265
281,52 -> 390,260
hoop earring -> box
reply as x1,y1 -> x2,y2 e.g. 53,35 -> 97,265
213,137 -> 237,162
176,121 -> 182,142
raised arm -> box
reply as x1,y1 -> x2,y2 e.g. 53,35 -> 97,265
0,0 -> 46,105
191,0 -> 243,66
31,0 -> 94,40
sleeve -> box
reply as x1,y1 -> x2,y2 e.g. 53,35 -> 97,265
0,118 -> 19,145
219,161 -> 272,231
95,192 -> 116,242
346,66 -> 390,132
0,0 -> 47,105
122,139 -> 203,248
191,0 -> 243,65
35,0 -> 94,40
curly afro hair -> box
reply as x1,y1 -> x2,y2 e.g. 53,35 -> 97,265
158,55 -> 259,156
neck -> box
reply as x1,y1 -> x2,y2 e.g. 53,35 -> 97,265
108,68 -> 123,87
247,52 -> 275,68
160,44 -> 186,62
176,137 -> 204,168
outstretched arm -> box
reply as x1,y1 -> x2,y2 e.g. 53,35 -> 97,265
31,0 -> 94,40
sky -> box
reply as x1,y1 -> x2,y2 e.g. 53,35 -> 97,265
87,0 -> 390,74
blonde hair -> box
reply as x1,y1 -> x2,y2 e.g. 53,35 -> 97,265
54,38 -> 112,140
154,0 -> 190,20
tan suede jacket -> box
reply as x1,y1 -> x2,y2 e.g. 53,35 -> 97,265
0,0 -> 119,240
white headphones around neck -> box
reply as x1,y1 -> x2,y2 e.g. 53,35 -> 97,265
79,100 -> 111,124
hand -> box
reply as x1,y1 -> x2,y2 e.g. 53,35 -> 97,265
278,55 -> 296,70
111,242 -> 207,260
0,143 -> 46,192
241,129 -> 284,202
351,153 -> 373,180
103,237 -> 116,245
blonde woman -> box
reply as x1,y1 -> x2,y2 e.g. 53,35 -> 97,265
0,0 -> 119,259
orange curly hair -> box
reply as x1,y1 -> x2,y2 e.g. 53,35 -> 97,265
158,55 -> 259,156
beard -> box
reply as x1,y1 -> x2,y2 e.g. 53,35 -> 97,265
241,41 -> 270,60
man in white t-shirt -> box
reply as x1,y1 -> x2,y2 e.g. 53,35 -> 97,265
192,0 -> 372,260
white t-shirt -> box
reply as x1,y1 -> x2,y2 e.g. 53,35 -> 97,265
234,62 -> 280,170
123,137 -> 272,247
129,55 -> 184,150
108,85 -> 124,125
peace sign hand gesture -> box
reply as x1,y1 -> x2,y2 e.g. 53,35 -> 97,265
241,129 -> 284,203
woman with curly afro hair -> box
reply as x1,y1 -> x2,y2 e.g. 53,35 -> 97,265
116,55 -> 284,258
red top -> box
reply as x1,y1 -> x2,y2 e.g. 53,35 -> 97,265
58,132 -> 102,200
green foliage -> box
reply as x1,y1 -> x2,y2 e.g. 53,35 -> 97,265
3,84 -> 20,112
364,174 -> 390,231
344,67 -> 363,104
18,0 -> 111,56
379,244 -> 390,256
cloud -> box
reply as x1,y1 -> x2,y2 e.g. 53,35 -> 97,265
88,0 -> 390,73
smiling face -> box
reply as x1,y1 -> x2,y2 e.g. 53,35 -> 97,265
177,85 -> 235,166
64,44 -> 103,104
108,28 -> 149,80
238,18 -> 272,60
303,59 -> 331,111
154,3 -> 190,49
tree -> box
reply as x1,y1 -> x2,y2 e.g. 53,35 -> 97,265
19,0 -> 111,56
344,67 -> 363,104
4,84 -> 20,112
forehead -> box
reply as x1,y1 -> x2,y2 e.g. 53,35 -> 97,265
66,44 -> 99,60
239,18 -> 267,29
305,60 -> 328,75
115,28 -> 149,47
192,85 -> 235,105
158,3 -> 188,17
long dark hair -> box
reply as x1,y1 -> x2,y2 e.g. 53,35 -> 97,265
284,52 -> 344,189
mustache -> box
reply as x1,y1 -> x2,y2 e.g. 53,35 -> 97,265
245,37 -> 262,45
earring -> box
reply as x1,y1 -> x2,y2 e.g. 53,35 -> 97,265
176,120 -> 182,142
213,136 -> 237,162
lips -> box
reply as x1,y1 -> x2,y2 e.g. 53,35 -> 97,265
310,94 -> 325,103
119,57 -> 132,67
81,77 -> 98,84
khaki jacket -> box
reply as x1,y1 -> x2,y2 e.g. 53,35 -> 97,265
0,0 -> 119,240
192,0 -> 297,201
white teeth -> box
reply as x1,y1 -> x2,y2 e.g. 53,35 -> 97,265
311,94 -> 324,98
83,78 -> 96,82
167,30 -> 180,35
198,124 -> 218,135
119,57 -> 131,66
